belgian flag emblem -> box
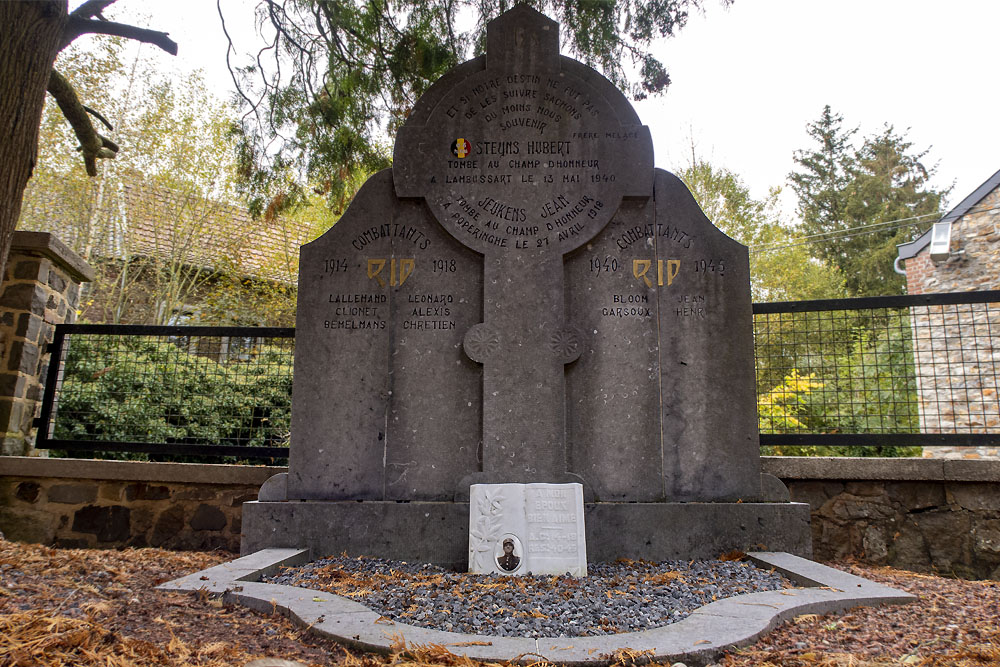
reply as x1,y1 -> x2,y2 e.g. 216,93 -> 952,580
451,138 -> 470,158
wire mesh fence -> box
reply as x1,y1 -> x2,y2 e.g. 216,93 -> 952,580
754,291 -> 1000,454
34,291 -> 1000,462
36,325 -> 294,462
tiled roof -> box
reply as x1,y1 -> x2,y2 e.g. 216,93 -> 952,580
18,178 -> 315,284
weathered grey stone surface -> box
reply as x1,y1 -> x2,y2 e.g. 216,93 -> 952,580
392,5 -> 654,490
241,500 -> 812,564
257,472 -> 287,502
565,198 -> 661,501
651,171 -> 760,501
280,4 -> 774,506
287,170 -> 482,501
565,171 -> 762,501
161,550 -> 914,665
258,4 -> 798,562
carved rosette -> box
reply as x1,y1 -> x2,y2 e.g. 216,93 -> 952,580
463,323 -> 501,363
549,327 -> 584,363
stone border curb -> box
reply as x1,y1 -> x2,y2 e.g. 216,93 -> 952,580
7,457 -> 999,486
159,550 -> 915,665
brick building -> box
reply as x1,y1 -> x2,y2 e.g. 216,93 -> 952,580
896,168 -> 1000,459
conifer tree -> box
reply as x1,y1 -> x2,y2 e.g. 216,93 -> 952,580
789,107 -> 946,296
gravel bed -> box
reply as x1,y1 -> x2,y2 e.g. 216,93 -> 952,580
263,556 -> 792,638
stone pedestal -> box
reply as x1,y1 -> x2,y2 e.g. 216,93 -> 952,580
241,499 -> 812,569
0,232 -> 94,456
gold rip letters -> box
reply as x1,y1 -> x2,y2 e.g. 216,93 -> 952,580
367,258 -> 415,287
633,259 -> 680,288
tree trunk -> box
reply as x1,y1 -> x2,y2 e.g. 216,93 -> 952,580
0,1 -> 68,278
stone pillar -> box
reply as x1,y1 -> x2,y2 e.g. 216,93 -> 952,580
0,232 -> 94,456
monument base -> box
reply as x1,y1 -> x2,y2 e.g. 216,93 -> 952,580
241,500 -> 812,569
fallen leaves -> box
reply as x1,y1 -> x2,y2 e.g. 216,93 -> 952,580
1,538 -> 999,667
723,560 -> 1000,667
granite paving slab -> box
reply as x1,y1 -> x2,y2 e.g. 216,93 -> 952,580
159,550 -> 915,665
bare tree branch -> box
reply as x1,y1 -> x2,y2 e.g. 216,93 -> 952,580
47,69 -> 119,176
217,0 -> 260,116
82,104 -> 114,131
61,16 -> 178,54
70,0 -> 118,20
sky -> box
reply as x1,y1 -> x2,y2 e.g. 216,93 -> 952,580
96,0 -> 1000,220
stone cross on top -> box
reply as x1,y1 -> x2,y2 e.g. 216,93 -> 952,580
394,5 -> 654,492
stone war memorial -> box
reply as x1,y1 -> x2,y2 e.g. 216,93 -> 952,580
240,4 -> 813,567
166,7 -> 915,661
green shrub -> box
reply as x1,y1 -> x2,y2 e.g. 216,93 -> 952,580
50,335 -> 292,463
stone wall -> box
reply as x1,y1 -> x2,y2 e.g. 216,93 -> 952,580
0,457 -> 280,551
0,232 -> 94,456
904,185 -> 1000,460
905,187 -> 1000,296
771,457 -> 1000,580
1,456 -> 998,579
911,302 -> 1000,460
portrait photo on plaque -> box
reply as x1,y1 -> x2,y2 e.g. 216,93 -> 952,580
495,535 -> 522,573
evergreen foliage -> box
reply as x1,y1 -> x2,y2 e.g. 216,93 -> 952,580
227,0 -> 730,218
789,106 -> 948,296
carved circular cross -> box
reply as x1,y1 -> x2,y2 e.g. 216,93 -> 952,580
394,7 -> 652,257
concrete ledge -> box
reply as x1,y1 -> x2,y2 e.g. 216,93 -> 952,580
763,456 -> 1000,482
160,548 -> 311,593
0,456 -> 283,486
160,550 -> 915,665
5,456 -> 997,487
941,458 -> 1000,481
11,231 -> 95,282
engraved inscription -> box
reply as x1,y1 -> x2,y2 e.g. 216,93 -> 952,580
398,67 -> 650,254
602,294 -> 652,318
405,293 -> 457,330
676,294 -> 707,319
525,487 -> 581,556
325,293 -> 387,330
614,223 -> 693,251
351,223 -> 432,251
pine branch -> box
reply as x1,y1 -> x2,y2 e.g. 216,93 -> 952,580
47,69 -> 119,176
61,16 -> 178,54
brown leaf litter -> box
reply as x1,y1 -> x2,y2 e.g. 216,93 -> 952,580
0,537 -> 997,666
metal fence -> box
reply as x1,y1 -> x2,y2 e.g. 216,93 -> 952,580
36,325 -> 294,461
755,290 -> 1000,450
33,291 -> 1000,461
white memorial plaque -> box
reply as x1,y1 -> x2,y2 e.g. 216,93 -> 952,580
468,482 -> 587,576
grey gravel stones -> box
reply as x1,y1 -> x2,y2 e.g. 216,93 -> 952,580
263,555 -> 790,639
